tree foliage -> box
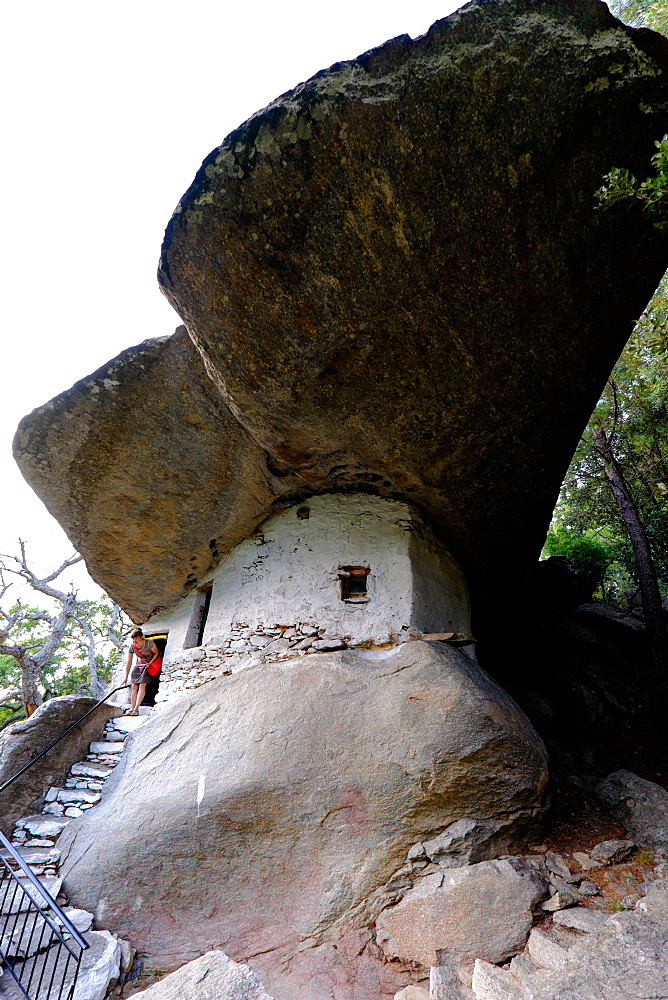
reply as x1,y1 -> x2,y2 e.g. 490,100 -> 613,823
545,280 -> 668,608
596,3 -> 668,222
0,543 -> 130,729
608,0 -> 668,32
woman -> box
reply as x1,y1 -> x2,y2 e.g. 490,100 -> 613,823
124,628 -> 160,716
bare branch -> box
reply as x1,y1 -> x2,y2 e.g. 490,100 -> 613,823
71,615 -> 105,698
0,541 -> 82,604
0,690 -> 23,707
0,710 -> 27,732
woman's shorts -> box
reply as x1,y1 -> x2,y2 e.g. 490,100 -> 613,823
130,664 -> 151,684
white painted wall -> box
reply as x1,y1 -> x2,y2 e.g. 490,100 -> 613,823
145,494 -> 470,663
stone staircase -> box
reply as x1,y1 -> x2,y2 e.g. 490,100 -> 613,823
1,708 -> 151,1000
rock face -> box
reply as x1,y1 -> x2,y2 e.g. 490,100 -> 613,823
158,0 -> 668,603
0,696 -> 120,836
376,858 -> 547,969
597,769 -> 668,851
58,641 -> 547,999
471,881 -> 668,1000
13,329 -> 305,623
134,951 -> 275,1000
14,0 -> 668,621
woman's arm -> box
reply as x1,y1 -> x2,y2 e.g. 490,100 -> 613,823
147,640 -> 159,665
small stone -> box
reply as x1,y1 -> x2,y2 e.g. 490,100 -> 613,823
117,936 -> 135,973
578,881 -> 600,896
311,638 -> 347,651
45,787 -> 61,802
541,888 -> 578,912
590,840 -> 635,865
63,907 -> 94,932
621,893 -> 641,909
25,838 -> 57,848
573,851 -> 600,872
654,862 -> 668,878
42,802 -> 65,816
407,842 -> 426,861
65,807 -> 83,817
552,907 -> 612,933
545,852 -> 575,882
394,987 -> 430,999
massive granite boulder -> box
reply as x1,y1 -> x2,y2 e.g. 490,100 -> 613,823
58,641 -> 548,999
14,0 -> 668,621
13,329 -> 305,621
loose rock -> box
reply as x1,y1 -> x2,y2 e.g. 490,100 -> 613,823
597,770 -> 668,851
589,839 -> 635,865
129,950 -> 274,999
376,858 -> 547,969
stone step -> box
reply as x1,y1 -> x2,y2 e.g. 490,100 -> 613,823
57,789 -> 101,805
108,714 -> 147,733
0,847 -> 61,866
70,762 -> 112,779
89,741 -> 124,754
0,910 -> 51,961
15,815 -> 71,838
0,929 -> 121,1000
0,876 -> 62,915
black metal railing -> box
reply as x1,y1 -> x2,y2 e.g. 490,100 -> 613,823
0,682 -> 131,999
0,831 -> 88,999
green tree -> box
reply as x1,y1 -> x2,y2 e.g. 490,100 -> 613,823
0,542 -> 130,727
546,290 -> 668,675
608,0 -> 668,32
596,3 -> 668,221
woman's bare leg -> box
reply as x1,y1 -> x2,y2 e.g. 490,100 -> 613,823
125,683 -> 139,713
131,682 -> 147,713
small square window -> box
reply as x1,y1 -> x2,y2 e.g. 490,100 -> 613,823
339,566 -> 370,603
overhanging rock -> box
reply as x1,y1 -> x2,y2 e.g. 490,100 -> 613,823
14,0 -> 668,619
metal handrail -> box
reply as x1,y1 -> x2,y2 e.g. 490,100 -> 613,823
0,828 -> 87,999
0,682 -> 131,998
0,684 -> 130,798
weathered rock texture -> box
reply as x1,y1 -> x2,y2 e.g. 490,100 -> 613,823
13,329 -> 305,622
0,696 -> 120,836
133,951 -> 275,1000
376,858 -> 547,969
597,769 -> 668,851
58,642 -> 547,999
14,0 -> 668,621
471,881 -> 668,1000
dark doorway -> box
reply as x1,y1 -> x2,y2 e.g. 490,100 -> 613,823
184,584 -> 213,648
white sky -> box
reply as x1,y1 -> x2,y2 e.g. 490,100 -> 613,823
0,0 -> 464,604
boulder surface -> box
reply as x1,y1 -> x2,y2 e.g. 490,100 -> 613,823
158,0 -> 668,604
132,951 -> 275,1000
597,769 -> 668,851
13,0 -> 668,620
13,328 -> 305,622
58,641 -> 547,999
